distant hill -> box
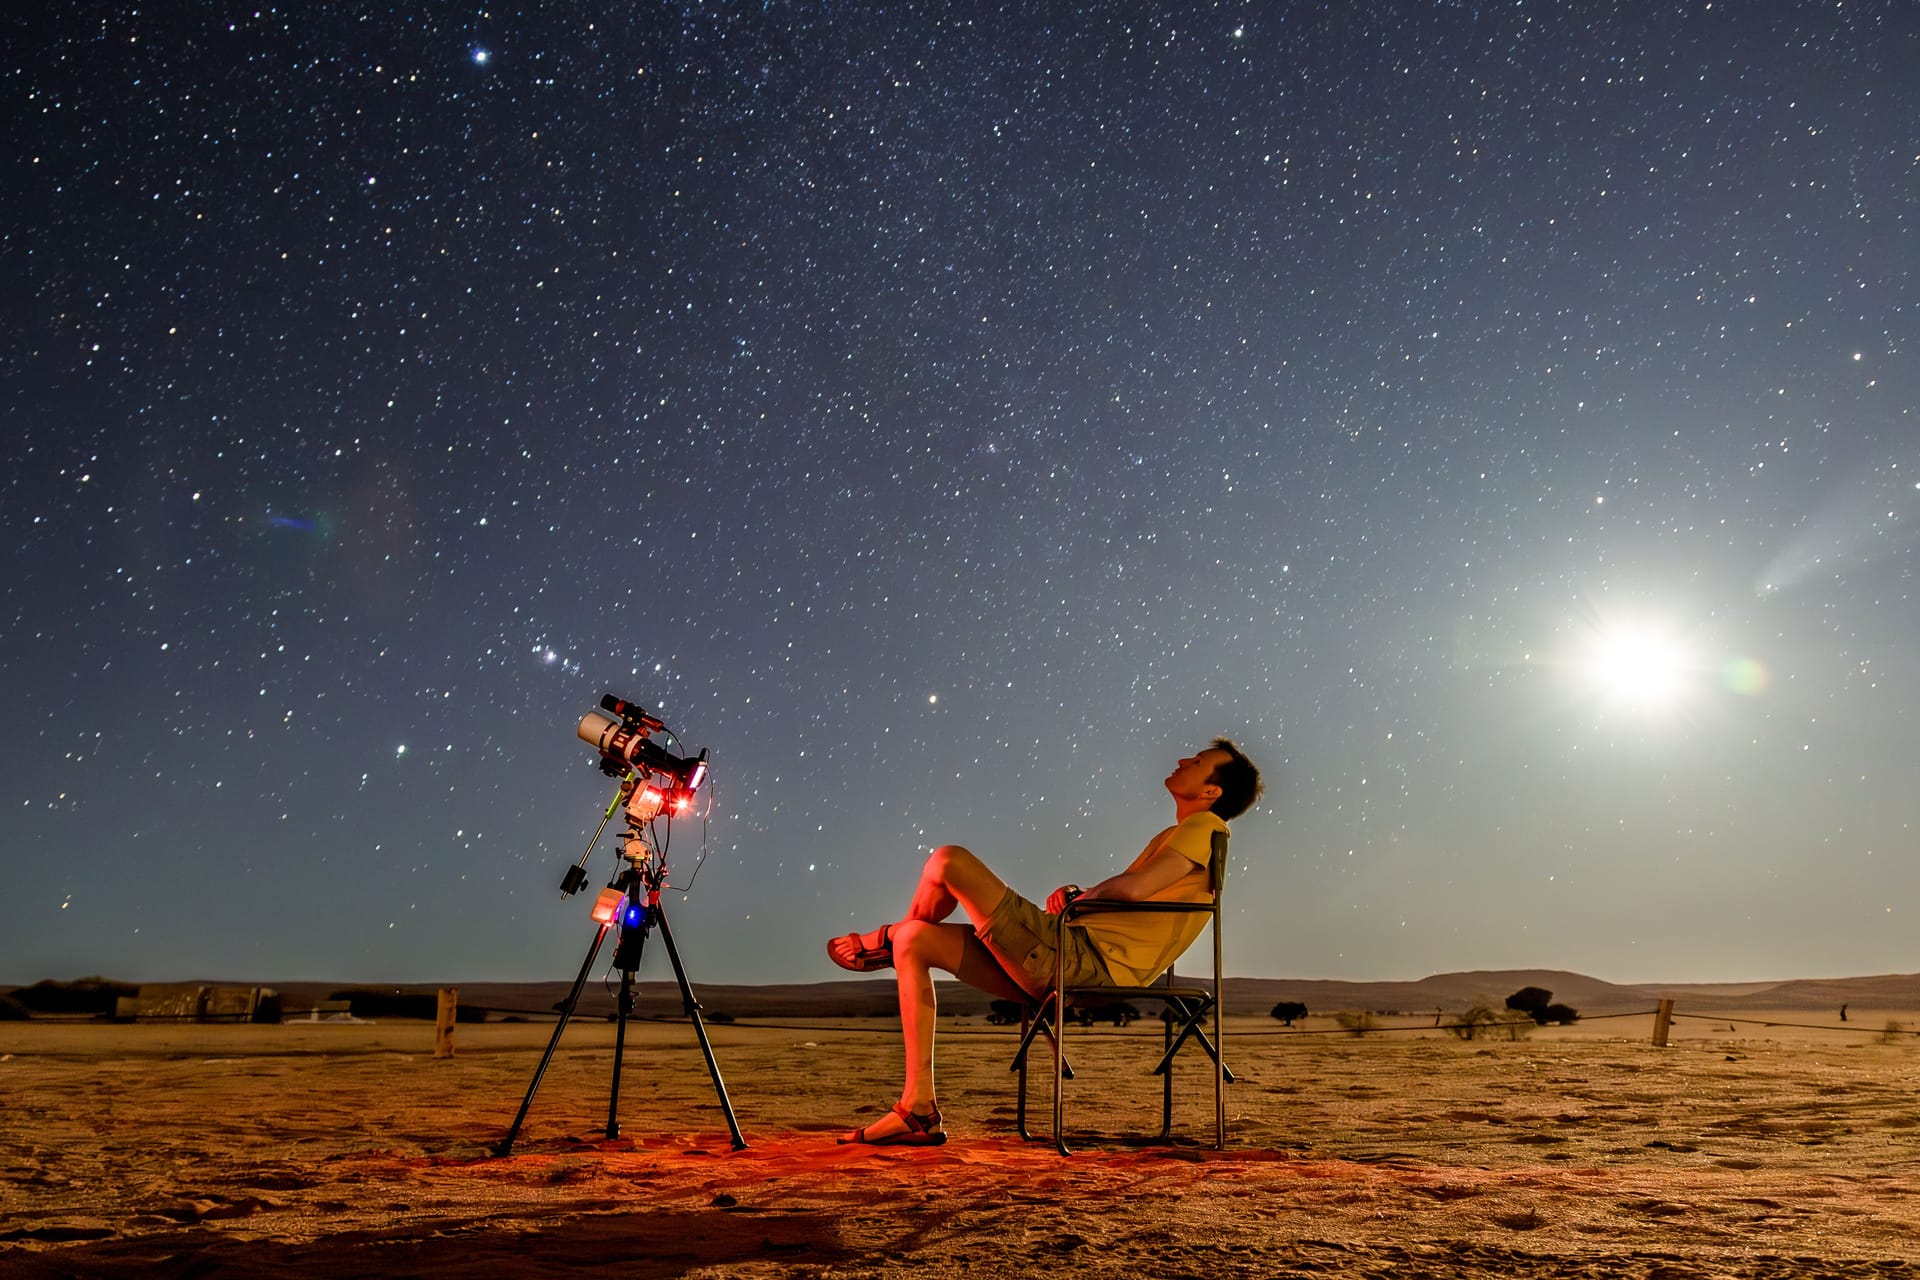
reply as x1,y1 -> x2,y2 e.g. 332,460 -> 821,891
1618,973 -> 1920,1013
80,969 -> 1913,1022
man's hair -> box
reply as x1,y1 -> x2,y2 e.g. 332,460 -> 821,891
1206,738 -> 1264,821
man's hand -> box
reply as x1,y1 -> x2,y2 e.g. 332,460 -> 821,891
1045,884 -> 1082,915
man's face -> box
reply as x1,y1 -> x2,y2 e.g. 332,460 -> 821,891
1165,747 -> 1232,804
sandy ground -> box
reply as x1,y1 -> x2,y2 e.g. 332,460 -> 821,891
3,1012 -> 1917,1278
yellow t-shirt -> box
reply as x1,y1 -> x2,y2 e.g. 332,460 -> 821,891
1082,811 -> 1227,985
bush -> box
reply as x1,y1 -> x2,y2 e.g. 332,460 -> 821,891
1270,1001 -> 1309,1026
1334,1009 -> 1377,1036
987,999 -> 1024,1026
9,978 -> 137,1016
1541,1003 -> 1580,1026
1448,1002 -> 1534,1041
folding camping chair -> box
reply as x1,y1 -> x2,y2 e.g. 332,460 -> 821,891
1011,827 -> 1232,1155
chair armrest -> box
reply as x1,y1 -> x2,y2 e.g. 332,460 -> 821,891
1062,897 -> 1213,919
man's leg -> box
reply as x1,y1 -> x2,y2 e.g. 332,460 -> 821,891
828,843 -> 1024,969
842,846 -> 1037,1142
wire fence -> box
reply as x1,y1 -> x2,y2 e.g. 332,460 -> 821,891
1669,1009 -> 1920,1037
446,1001 -> 1920,1041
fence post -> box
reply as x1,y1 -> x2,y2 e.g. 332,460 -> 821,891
436,986 -> 458,1058
1651,998 -> 1674,1048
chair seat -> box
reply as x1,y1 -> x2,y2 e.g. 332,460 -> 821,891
1078,985 -> 1211,1002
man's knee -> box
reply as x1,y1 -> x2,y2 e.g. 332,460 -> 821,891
925,843 -> 980,880
892,917 -> 937,960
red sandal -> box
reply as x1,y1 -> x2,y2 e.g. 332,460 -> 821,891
827,923 -> 893,973
839,1102 -> 946,1146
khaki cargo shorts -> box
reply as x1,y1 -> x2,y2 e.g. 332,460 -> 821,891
978,888 -> 1114,993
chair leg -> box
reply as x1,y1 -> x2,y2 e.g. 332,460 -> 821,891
1013,1006 -> 1075,1137
1213,1053 -> 1226,1151
1010,1007 -> 1046,1072
1213,993 -> 1226,1150
1013,1005 -> 1076,1141
1159,1002 -> 1174,1140
1015,1008 -> 1035,1140
1051,987 -> 1071,1155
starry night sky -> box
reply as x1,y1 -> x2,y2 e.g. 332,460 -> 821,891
5,2 -> 1916,989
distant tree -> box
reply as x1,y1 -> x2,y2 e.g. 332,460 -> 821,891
1505,987 -> 1553,1019
1270,1001 -> 1309,1026
1505,986 -> 1578,1026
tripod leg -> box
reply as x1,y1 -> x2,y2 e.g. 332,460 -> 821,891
650,903 -> 748,1150
495,921 -> 612,1156
607,958 -> 640,1139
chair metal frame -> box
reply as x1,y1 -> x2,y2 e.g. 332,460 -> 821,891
1011,828 -> 1232,1155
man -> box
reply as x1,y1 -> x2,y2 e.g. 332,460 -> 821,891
825,739 -> 1263,1145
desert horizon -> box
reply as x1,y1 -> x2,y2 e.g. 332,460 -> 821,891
11,965 -> 1916,1022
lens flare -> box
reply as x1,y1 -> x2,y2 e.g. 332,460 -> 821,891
1720,656 -> 1770,696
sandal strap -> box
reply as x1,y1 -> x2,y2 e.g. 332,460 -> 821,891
891,1102 -> 941,1134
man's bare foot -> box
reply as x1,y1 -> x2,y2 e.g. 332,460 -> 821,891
838,1101 -> 946,1146
826,923 -> 894,973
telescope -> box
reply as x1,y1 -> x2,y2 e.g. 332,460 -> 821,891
576,693 -> 710,817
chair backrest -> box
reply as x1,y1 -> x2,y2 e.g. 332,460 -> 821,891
1208,828 -> 1228,899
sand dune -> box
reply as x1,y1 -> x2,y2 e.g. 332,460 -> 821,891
4,1008 -> 1917,1277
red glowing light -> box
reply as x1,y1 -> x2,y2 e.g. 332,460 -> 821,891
625,784 -> 666,822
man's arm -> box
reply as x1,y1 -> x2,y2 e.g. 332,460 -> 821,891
1046,846 -> 1205,913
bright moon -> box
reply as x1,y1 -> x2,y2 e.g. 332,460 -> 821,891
1589,629 -> 1681,702
1588,626 -> 1687,706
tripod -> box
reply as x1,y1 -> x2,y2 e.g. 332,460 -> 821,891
494,775 -> 746,1156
